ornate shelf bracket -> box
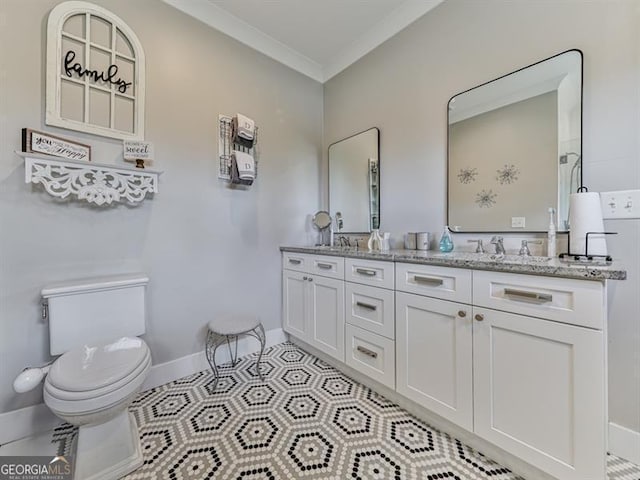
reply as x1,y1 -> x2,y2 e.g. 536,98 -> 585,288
18,152 -> 162,206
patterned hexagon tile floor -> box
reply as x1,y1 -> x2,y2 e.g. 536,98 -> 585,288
50,342 -> 640,480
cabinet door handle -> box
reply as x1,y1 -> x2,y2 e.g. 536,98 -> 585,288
356,301 -> 377,311
475,314 -> 484,321
317,263 -> 333,269
308,277 -> 313,282
302,276 -> 308,281
503,288 -> 552,303
413,275 -> 444,286
289,258 -> 302,265
458,310 -> 467,317
356,268 -> 377,276
356,346 -> 378,359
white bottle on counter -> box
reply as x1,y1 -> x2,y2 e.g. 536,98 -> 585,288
547,207 -> 557,258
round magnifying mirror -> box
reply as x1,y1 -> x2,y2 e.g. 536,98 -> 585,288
312,210 -> 332,230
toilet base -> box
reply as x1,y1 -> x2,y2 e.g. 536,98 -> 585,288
73,410 -> 143,480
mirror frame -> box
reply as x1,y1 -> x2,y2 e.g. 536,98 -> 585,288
328,127 -> 381,234
446,49 -> 583,233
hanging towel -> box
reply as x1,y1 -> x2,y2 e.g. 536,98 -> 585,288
233,150 -> 255,181
235,114 -> 254,140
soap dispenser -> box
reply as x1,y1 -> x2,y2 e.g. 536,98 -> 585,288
439,226 -> 454,252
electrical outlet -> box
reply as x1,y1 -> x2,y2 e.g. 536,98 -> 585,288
600,190 -> 640,219
511,217 -> 526,228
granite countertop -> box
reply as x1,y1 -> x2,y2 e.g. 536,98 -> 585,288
280,245 -> 627,281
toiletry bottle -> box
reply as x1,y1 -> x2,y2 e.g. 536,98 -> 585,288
368,229 -> 382,251
439,226 -> 454,252
547,207 -> 557,258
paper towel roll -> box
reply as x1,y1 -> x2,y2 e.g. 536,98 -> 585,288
569,192 -> 607,256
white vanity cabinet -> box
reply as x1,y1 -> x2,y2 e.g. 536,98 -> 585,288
472,272 -> 606,480
395,264 -> 474,430
282,254 -> 345,361
281,248 -> 616,480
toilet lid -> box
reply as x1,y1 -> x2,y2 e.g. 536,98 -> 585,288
47,337 -> 149,392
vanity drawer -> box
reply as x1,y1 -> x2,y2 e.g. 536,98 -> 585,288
345,258 -> 394,289
282,252 -> 309,272
282,253 -> 344,279
308,255 -> 344,279
345,324 -> 395,390
473,271 -> 604,329
345,282 -> 395,339
396,263 -> 472,304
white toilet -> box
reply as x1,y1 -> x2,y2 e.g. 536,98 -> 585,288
35,274 -> 150,480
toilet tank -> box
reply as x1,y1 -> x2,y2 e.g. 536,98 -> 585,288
42,273 -> 149,356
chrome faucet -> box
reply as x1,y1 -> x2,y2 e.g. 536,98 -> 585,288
467,239 -> 485,253
519,239 -> 543,256
490,236 -> 506,255
337,235 -> 351,247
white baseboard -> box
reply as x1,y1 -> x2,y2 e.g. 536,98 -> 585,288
0,328 -> 286,446
0,403 -> 62,446
609,422 -> 640,465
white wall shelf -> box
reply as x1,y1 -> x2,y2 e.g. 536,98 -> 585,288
17,151 -> 162,206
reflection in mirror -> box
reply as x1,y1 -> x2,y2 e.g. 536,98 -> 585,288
329,128 -> 380,233
448,50 -> 582,232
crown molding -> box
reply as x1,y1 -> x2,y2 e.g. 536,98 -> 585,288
163,0 -> 443,84
163,0 -> 324,82
322,0 -> 444,82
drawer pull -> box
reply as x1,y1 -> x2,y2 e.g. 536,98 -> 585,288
504,288 -> 552,303
289,258 -> 302,265
356,268 -> 377,276
317,262 -> 333,269
356,346 -> 378,359
356,301 -> 377,311
458,310 -> 467,317
303,276 -> 308,281
475,314 -> 484,321
413,275 -> 444,286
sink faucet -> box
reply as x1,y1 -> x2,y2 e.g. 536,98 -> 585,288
337,235 -> 351,247
490,236 -> 506,255
519,239 -> 543,256
467,239 -> 485,253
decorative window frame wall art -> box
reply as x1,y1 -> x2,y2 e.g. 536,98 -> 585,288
46,1 -> 146,140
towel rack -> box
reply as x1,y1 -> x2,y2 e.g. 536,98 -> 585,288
218,114 -> 259,183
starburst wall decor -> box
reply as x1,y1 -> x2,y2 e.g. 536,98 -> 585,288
457,167 -> 478,184
496,164 -> 520,184
476,189 -> 498,208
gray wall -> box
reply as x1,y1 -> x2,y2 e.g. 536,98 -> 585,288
0,0 -> 322,413
324,0 -> 640,433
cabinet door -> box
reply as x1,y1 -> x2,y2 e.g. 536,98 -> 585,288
308,275 -> 345,361
396,292 -> 473,430
473,307 -> 605,480
282,270 -> 308,340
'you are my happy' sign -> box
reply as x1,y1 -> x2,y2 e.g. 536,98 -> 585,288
46,1 -> 146,141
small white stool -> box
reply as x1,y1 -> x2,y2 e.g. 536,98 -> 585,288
205,314 -> 266,390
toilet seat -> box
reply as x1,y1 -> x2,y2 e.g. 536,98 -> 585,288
44,337 -> 151,415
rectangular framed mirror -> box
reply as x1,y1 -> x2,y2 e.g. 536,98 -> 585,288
329,127 -> 380,233
447,49 -> 582,232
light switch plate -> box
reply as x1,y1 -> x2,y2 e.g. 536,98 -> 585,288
511,217 -> 526,228
600,190 -> 640,219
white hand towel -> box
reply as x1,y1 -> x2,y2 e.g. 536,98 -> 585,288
236,113 -> 254,141
234,150 -> 255,180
